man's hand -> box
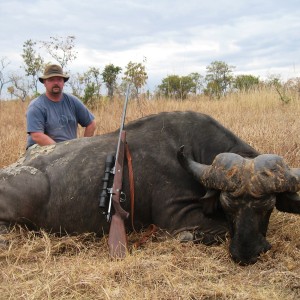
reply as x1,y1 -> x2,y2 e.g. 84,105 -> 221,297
30,132 -> 56,146
84,120 -> 96,137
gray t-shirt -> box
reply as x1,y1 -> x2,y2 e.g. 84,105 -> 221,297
26,93 -> 95,148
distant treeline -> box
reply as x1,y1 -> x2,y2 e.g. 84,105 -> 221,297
0,36 -> 299,103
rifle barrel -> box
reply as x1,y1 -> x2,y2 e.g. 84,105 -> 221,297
115,84 -> 130,160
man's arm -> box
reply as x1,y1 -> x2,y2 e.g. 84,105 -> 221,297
84,120 -> 96,137
30,132 -> 56,146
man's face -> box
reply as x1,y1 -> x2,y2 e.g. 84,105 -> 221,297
44,76 -> 65,95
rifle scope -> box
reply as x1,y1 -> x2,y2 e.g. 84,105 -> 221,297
99,154 -> 114,210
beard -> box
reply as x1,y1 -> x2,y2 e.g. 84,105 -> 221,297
51,86 -> 62,94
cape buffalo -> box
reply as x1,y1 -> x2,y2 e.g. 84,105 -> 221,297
0,111 -> 299,265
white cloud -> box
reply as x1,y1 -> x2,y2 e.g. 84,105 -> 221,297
0,0 -> 299,90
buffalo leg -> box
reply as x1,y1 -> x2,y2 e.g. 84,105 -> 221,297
0,222 -> 10,248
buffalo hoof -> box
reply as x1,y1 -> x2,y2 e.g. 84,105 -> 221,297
176,231 -> 194,242
0,238 -> 9,249
0,224 -> 10,249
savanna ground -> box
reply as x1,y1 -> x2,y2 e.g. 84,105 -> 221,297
0,89 -> 299,299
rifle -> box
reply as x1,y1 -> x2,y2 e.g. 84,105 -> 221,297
99,85 -> 130,258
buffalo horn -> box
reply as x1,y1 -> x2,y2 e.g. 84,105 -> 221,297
254,155 -> 300,194
177,145 -> 210,184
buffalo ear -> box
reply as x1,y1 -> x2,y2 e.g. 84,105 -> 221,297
276,192 -> 300,214
200,190 -> 221,215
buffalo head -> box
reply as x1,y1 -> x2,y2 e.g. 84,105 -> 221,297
177,146 -> 300,265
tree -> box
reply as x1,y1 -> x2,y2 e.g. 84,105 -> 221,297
233,74 -> 260,92
8,73 -> 31,101
67,67 -> 102,106
40,36 -> 77,69
265,75 -> 292,104
284,77 -> 300,93
102,64 -> 122,98
82,67 -> 102,106
68,72 -> 85,98
283,77 -> 300,102
0,57 -> 12,99
158,75 -> 181,98
179,75 -> 196,99
157,74 -> 196,99
204,61 -> 235,99
21,39 -> 44,95
264,74 -> 282,87
189,72 -> 204,94
123,61 -> 148,97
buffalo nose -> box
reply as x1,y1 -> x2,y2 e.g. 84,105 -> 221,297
230,241 -> 271,265
231,254 -> 258,266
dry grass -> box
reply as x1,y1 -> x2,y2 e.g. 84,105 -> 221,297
0,89 -> 300,299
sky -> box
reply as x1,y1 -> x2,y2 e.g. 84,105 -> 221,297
0,0 -> 299,92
